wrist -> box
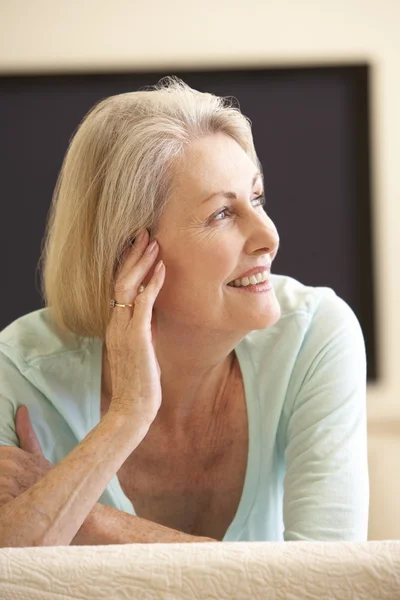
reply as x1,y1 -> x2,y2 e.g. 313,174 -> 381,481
103,406 -> 152,444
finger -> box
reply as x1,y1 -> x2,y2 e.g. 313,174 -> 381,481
116,229 -> 149,278
113,239 -> 161,308
15,406 -> 45,456
132,260 -> 165,333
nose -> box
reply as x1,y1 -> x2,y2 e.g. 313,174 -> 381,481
244,211 -> 280,260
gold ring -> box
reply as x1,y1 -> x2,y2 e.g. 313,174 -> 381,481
109,299 -> 133,308
110,285 -> 145,308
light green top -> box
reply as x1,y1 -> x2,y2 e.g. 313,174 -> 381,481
0,274 -> 369,541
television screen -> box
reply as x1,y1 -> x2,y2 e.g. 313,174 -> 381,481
0,65 -> 377,379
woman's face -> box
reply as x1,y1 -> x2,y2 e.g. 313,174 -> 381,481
152,132 -> 281,333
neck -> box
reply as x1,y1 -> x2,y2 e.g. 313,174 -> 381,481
102,312 -> 246,430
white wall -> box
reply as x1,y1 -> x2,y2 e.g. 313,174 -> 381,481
1,0 -> 399,538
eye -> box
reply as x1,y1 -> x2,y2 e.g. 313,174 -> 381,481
212,194 -> 265,222
214,207 -> 231,221
252,194 -> 265,208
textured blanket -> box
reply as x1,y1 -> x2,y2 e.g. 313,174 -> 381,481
0,541 -> 399,599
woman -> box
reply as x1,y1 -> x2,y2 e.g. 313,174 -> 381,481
0,77 -> 369,547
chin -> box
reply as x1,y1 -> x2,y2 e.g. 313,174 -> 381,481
244,297 -> 281,331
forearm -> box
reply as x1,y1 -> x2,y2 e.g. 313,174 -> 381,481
0,410 -> 150,547
73,503 -> 218,545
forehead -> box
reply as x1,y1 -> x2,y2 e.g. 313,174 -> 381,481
170,133 -> 257,202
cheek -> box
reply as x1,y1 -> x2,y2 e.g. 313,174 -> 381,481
181,238 -> 233,283
161,236 -> 234,292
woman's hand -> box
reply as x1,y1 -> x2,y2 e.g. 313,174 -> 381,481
106,229 -> 166,427
1,407 -> 218,545
0,406 -> 53,506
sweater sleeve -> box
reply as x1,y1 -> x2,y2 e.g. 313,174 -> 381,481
0,345 -> 53,449
0,348 -> 28,446
283,293 -> 369,541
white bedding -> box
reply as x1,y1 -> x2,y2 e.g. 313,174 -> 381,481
0,541 -> 399,599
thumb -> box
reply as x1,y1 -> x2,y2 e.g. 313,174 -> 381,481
15,405 -> 44,456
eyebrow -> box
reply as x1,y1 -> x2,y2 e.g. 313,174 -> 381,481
200,172 -> 264,205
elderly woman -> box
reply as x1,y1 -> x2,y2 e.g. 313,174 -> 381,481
0,78 -> 369,547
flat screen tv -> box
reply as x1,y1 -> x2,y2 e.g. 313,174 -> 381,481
0,64 -> 377,379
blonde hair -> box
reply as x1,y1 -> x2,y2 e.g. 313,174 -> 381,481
40,76 -> 259,339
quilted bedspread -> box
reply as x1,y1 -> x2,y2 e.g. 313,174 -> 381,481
0,541 -> 399,599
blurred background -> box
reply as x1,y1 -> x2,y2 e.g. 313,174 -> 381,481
0,0 -> 399,540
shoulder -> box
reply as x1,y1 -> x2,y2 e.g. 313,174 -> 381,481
237,275 -> 366,445
268,274 -> 363,348
0,308 -> 98,413
0,309 -> 100,450
244,274 -> 362,349
271,273 -> 358,326
0,310 -> 101,456
239,274 -> 365,389
0,308 -> 90,369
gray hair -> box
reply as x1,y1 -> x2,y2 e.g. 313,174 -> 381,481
40,76 -> 260,339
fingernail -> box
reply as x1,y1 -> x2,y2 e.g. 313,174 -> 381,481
155,259 -> 164,272
145,240 -> 158,254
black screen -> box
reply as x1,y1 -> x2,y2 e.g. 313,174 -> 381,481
0,65 -> 377,379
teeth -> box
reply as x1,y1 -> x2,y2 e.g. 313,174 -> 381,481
229,270 -> 269,287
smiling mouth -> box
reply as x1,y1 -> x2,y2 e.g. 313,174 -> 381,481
227,269 -> 270,288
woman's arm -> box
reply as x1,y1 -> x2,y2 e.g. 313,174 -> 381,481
0,409 -> 151,547
73,504 -> 217,544
0,406 -> 216,546
283,294 -> 369,541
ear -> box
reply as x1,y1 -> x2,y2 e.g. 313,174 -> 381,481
15,405 -> 45,456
